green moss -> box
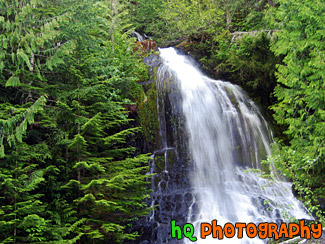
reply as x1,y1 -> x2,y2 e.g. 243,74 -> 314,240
154,152 -> 165,173
137,66 -> 161,151
166,149 -> 177,172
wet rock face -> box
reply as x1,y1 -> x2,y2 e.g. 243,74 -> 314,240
145,148 -> 193,244
137,54 -> 161,152
140,54 -> 160,91
156,64 -> 190,162
143,54 -> 160,67
133,62 -> 194,244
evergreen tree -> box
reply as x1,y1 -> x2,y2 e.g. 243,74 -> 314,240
0,142 -> 48,243
0,0 -> 85,242
0,0 -> 151,243
268,0 -> 325,221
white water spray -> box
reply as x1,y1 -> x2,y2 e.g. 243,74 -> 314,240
158,47 -> 310,243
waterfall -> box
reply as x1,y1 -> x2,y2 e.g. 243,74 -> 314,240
146,47 -> 311,244
132,31 -> 144,42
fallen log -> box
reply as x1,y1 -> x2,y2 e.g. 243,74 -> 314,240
231,29 -> 279,41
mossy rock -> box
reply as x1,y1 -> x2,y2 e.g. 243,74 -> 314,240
137,66 -> 161,152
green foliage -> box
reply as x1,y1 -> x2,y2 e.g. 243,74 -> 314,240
268,0 -> 325,220
129,0 -> 273,46
2,0 -> 323,242
155,0 -> 224,45
0,0 -> 151,243
159,0 -> 223,43
0,0 -> 73,92
129,0 -> 164,37
0,142 -> 62,243
138,73 -> 161,151
0,96 -> 47,157
264,145 -> 325,223
208,32 -> 280,106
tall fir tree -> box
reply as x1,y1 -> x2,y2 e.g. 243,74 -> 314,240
0,0 -> 152,243
267,0 -> 325,220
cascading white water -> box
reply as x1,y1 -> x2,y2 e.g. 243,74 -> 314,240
158,47 -> 311,243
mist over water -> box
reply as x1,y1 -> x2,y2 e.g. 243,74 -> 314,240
157,47 -> 310,243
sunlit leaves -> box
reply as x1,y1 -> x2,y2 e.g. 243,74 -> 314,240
0,0 -> 151,243
5,75 -> 20,87
269,0 -> 325,220
0,95 -> 47,157
159,0 -> 224,43
0,0 -> 73,89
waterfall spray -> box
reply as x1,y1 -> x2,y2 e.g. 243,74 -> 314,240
147,47 -> 311,244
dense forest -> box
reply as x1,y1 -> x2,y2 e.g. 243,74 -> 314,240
0,0 -> 324,243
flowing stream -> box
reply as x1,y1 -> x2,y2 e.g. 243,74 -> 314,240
147,47 -> 310,244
